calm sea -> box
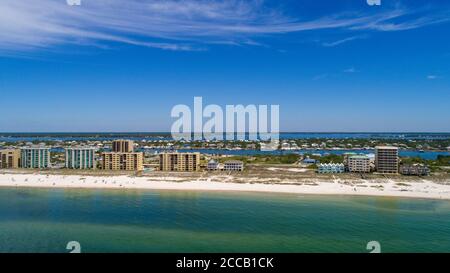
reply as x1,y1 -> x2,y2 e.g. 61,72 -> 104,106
1,187 -> 449,253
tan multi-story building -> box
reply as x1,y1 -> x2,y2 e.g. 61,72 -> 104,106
375,146 -> 399,174
343,152 -> 357,165
347,155 -> 371,173
0,149 -> 21,169
112,139 -> 134,153
159,152 -> 200,172
102,152 -> 143,171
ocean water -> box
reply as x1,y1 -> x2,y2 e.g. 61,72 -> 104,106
0,187 -> 449,253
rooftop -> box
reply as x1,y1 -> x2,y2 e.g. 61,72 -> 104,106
318,163 -> 344,166
20,146 -> 50,150
160,152 -> 200,155
102,152 -> 143,155
375,146 -> 398,150
224,160 -> 244,164
66,147 -> 97,150
348,155 -> 370,159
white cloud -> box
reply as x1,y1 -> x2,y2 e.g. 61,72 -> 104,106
343,67 -> 357,73
322,36 -> 364,47
427,75 -> 440,80
0,0 -> 448,54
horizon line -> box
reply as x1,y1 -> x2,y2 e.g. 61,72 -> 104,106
1,132 -> 449,134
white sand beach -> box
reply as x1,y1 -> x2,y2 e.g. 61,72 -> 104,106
1,173 -> 450,200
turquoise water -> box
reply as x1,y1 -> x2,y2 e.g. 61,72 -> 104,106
1,187 -> 450,253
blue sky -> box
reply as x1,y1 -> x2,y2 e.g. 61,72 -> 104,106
0,0 -> 449,132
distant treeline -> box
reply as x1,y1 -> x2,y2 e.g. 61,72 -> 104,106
0,132 -> 172,138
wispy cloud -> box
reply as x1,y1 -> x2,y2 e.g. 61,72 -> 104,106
312,74 -> 329,81
313,67 -> 358,81
343,67 -> 358,73
351,11 -> 450,32
427,75 -> 441,80
322,36 -> 365,47
0,0 -> 449,54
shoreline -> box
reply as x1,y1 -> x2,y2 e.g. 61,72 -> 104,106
2,183 -> 450,203
1,173 -> 450,201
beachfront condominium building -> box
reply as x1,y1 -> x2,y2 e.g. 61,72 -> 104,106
400,164 -> 430,176
65,147 -> 97,169
0,149 -> 21,169
224,160 -> 244,171
20,147 -> 50,169
112,139 -> 134,153
375,146 -> 399,174
347,155 -> 371,173
102,152 -> 143,171
317,163 -> 345,174
159,152 -> 200,172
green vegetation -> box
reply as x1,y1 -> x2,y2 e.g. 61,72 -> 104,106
435,155 -> 450,166
428,155 -> 450,172
219,154 -> 299,164
400,157 -> 427,165
400,155 -> 450,172
306,154 -> 344,164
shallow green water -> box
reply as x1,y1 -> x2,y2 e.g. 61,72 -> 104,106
0,187 -> 449,253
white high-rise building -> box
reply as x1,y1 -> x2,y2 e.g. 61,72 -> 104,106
21,147 -> 50,169
65,147 -> 96,169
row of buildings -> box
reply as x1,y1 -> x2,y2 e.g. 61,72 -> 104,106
0,147 -> 51,169
0,139 -> 244,172
1,143 -> 428,175
0,140 -> 150,171
0,143 -> 140,170
317,163 -> 345,174
317,146 -> 429,175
